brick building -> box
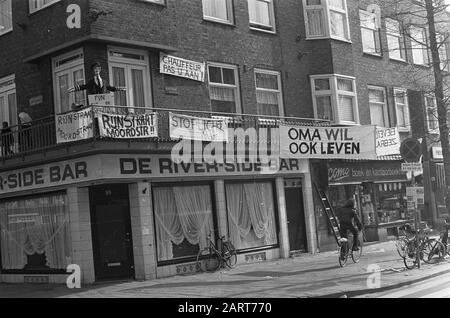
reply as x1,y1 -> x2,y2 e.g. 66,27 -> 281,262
0,0 -> 447,285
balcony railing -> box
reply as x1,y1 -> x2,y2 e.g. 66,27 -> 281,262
0,106 -> 330,160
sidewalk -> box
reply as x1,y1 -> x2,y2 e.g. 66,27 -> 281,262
1,240 -> 450,298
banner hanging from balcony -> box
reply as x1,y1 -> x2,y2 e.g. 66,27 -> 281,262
160,53 -> 205,82
55,107 -> 93,144
97,112 -> 158,139
169,113 -> 229,142
280,125 -> 377,159
376,127 -> 400,157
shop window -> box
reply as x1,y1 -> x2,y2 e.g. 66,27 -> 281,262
225,181 -> 278,250
202,0 -> 234,24
153,184 -> 215,262
311,74 -> 358,124
0,193 -> 71,271
303,0 -> 350,42
425,95 -> 438,133
375,183 -> 407,224
0,0 -> 12,36
207,62 -> 241,114
254,69 -> 284,116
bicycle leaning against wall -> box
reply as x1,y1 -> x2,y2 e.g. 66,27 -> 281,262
196,233 -> 238,272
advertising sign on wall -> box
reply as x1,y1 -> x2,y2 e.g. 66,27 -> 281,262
280,125 -> 377,159
97,112 -> 158,139
160,53 -> 205,82
328,161 -> 407,184
55,107 -> 93,144
169,113 -> 228,142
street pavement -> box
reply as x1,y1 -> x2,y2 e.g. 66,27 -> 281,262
357,274 -> 450,298
1,240 -> 450,298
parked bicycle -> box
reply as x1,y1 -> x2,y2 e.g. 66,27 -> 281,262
196,234 -> 237,272
338,230 -> 362,267
403,225 -> 445,269
395,223 -> 415,258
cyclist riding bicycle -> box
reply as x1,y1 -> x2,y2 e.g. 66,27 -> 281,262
337,198 -> 362,254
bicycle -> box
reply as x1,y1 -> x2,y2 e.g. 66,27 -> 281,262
395,224 -> 415,258
338,230 -> 362,267
196,234 -> 237,272
403,226 -> 446,269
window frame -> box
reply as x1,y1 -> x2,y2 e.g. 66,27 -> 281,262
437,33 -> 450,72
0,74 -> 17,127
253,68 -> 284,117
393,88 -> 410,132
107,46 -> 152,109
303,0 -> 351,42
29,0 -> 60,14
310,74 -> 359,125
368,85 -> 389,128
359,9 -> 381,56
248,0 -> 276,33
207,62 -> 242,114
410,25 -> 430,66
425,94 -> 439,134
224,179 -> 279,253
141,0 -> 165,5
202,0 -> 234,25
151,181 -> 218,266
52,48 -> 86,114
385,18 -> 407,62
0,0 -> 12,36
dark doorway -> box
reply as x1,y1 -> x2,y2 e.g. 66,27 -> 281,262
90,184 -> 135,281
285,180 -> 308,252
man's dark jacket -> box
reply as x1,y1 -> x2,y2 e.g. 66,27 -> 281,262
74,78 -> 118,95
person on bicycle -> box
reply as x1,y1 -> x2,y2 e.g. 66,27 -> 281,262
337,198 -> 362,252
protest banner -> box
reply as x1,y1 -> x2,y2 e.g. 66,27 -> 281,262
169,113 -> 228,142
280,125 -> 377,159
56,107 -> 93,144
97,112 -> 158,139
376,127 -> 400,157
160,53 -> 205,82
88,93 -> 114,106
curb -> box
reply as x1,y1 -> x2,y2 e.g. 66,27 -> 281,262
313,267 -> 450,298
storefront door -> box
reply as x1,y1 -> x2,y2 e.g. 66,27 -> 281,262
90,184 -> 135,281
285,180 -> 308,252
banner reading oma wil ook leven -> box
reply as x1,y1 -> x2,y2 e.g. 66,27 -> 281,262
97,111 -> 158,138
280,125 -> 377,159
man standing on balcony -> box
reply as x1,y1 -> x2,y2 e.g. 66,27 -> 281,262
68,62 -> 126,96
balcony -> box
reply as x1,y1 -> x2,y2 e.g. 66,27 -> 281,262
0,106 -> 329,169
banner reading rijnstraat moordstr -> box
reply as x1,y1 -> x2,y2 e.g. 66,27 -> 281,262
97,112 -> 158,139
280,125 -> 377,159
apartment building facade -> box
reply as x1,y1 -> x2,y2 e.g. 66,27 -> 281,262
0,0 -> 447,285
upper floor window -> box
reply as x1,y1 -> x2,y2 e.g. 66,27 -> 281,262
311,74 -> 358,125
438,34 -> 450,72
207,63 -> 241,114
368,86 -> 388,128
0,0 -> 12,36
425,95 -> 439,133
143,0 -> 165,4
410,26 -> 429,66
29,0 -> 60,13
360,9 -> 381,55
254,69 -> 283,116
386,19 -> 406,61
248,0 -> 276,32
52,49 -> 86,114
303,0 -> 350,42
0,74 -> 17,128
202,0 -> 234,24
394,88 -> 410,132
